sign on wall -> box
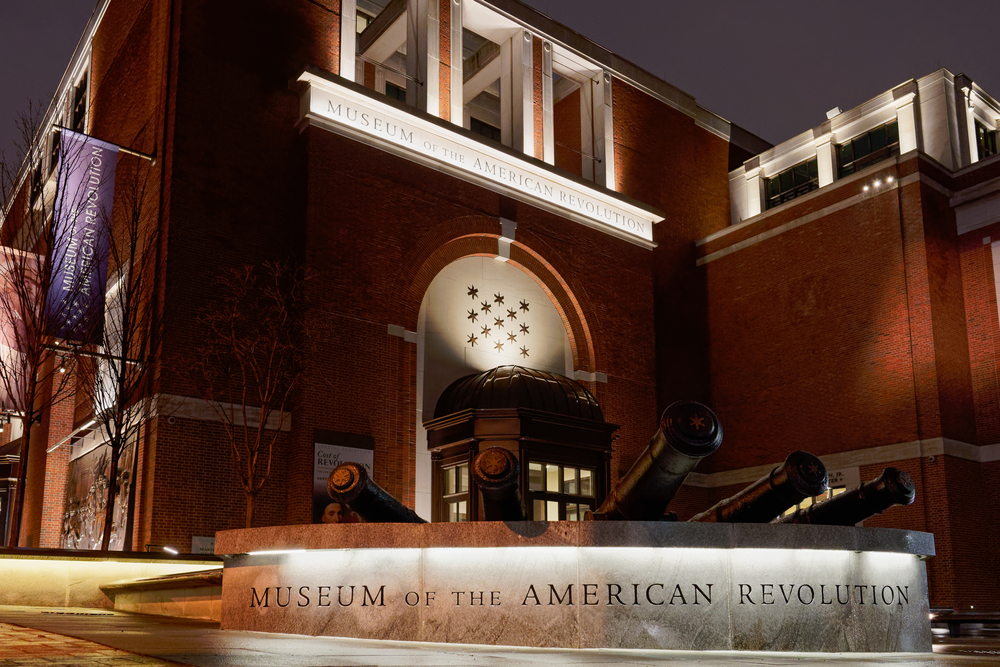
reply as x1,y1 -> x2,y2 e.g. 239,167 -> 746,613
298,72 -> 663,246
313,431 -> 374,523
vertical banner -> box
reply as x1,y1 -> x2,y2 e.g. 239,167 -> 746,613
313,430 -> 373,523
47,129 -> 118,344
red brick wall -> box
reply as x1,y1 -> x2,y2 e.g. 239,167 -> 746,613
612,79 -> 732,417
554,88 -> 582,177
532,36 -> 544,160
438,0 -> 450,122
960,222 -> 1000,445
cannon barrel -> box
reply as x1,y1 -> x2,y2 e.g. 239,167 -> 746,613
327,462 -> 426,523
472,447 -> 527,521
592,400 -> 723,521
773,467 -> 916,526
688,451 -> 828,523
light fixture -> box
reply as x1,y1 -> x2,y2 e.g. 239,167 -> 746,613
59,366 -> 66,374
863,185 -> 869,192
886,175 -> 894,183
163,546 -> 179,555
874,179 -> 881,187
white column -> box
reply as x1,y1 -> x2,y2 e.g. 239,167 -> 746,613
580,77 -> 595,181
963,87 -> 979,165
339,0 -> 357,81
745,167 -> 763,218
593,71 -> 615,190
501,29 -> 533,154
449,0 -> 464,126
815,134 -> 836,187
407,0 -> 439,115
542,41 -> 554,164
895,93 -> 920,155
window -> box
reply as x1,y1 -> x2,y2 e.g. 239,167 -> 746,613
71,73 -> 89,134
48,130 -> 60,175
28,162 -> 43,205
527,461 -> 595,521
976,121 -> 998,160
837,121 -> 899,177
765,158 -> 818,209
470,117 -> 501,143
385,82 -> 406,102
356,10 -> 374,34
441,463 -> 469,522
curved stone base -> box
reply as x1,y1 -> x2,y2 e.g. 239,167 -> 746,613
216,522 -> 934,652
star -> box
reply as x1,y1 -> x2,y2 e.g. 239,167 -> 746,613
467,309 -> 478,322
507,332 -> 517,343
467,334 -> 478,347
507,308 -> 517,320
689,415 -> 706,430
494,341 -> 504,352
520,323 -> 529,335
494,317 -> 505,328
519,300 -> 530,312
808,463 -> 821,475
520,346 -> 529,358
467,285 -> 478,299
494,292 -> 505,305
481,326 -> 491,338
480,301 -> 491,314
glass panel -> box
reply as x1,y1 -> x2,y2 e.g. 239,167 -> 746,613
793,162 -> 809,186
445,468 -> 456,495
459,464 -> 469,493
528,462 -> 544,491
800,496 -> 813,509
808,158 -> 818,179
457,501 -> 467,521
853,133 -> 871,160
766,178 -> 779,198
547,500 -> 560,520
887,121 -> 899,146
870,125 -> 887,152
580,469 -> 593,497
533,498 -> 545,520
778,170 -> 793,193
546,464 -> 560,492
566,503 -> 578,521
839,143 -> 853,165
832,486 -> 846,496
563,467 -> 578,495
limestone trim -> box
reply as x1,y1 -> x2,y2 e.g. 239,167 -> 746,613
151,394 -> 292,432
685,437 -> 999,488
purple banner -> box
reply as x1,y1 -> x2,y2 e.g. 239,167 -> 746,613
46,129 -> 118,344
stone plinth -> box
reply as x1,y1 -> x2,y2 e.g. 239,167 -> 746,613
216,522 -> 934,652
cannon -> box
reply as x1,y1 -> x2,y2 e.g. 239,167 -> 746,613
688,450 -> 828,523
773,467 -> 916,525
327,462 -> 426,523
472,447 -> 527,521
592,400 -> 723,521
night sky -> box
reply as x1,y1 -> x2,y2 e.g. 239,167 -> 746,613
2,0 -> 999,166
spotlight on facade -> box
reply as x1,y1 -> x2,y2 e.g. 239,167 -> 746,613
886,176 -> 894,183
874,180 -> 882,187
863,185 -> 870,192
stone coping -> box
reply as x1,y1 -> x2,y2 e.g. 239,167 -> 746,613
0,548 -> 222,564
215,522 -> 935,558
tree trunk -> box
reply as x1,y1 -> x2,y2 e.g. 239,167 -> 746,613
5,418 -> 32,547
245,492 -> 255,529
100,447 -> 120,551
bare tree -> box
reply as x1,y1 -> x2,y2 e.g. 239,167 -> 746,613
70,159 -> 161,551
0,105 -> 97,547
193,261 -> 310,528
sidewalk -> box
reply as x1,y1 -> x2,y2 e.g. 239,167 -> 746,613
1,605 -> 999,667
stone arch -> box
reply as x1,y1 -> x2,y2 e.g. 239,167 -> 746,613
396,215 -> 599,372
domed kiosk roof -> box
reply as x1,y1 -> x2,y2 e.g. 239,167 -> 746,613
433,365 -> 604,422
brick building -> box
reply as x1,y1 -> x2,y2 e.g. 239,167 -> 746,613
0,0 -> 996,613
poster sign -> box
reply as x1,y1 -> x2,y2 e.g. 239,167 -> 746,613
313,431 -> 374,524
47,129 -> 118,344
